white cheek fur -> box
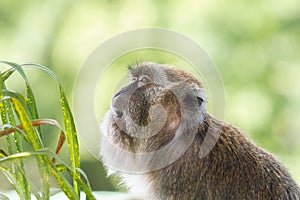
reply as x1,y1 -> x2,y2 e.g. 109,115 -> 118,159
100,111 -> 150,198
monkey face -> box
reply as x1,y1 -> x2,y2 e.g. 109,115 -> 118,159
107,62 -> 206,152
112,73 -> 179,137
112,76 -> 158,127
100,61 -> 207,173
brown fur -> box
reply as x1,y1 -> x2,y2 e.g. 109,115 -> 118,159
101,61 -> 300,200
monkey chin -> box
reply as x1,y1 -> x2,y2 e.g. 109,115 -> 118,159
100,61 -> 300,200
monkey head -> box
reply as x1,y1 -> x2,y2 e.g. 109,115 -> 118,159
102,61 -> 206,154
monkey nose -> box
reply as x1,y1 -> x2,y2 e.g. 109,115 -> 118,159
113,91 -> 121,99
112,106 -> 123,118
112,96 -> 124,118
115,110 -> 123,118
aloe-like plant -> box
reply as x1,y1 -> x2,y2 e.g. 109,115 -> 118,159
0,61 -> 96,200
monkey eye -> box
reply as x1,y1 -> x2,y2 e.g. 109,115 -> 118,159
140,76 -> 151,83
131,77 -> 138,83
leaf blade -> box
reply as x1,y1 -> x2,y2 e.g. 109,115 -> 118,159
11,97 -> 49,199
60,86 -> 81,195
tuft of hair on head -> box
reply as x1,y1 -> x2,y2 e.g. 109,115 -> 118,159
126,59 -> 147,71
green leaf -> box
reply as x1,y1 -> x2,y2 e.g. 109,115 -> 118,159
1,68 -> 15,82
1,169 -> 24,198
0,124 -> 29,142
20,62 -> 59,81
11,98 -> 42,150
0,70 -> 30,200
49,164 -> 79,200
0,61 -> 96,199
11,97 -> 49,199
20,62 -> 82,197
26,84 -> 41,131
60,86 -> 81,194
0,61 -> 29,82
0,150 -> 81,200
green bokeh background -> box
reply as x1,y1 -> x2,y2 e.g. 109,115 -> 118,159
0,0 -> 299,191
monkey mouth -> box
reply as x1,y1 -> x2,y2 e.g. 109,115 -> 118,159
115,110 -> 123,118
111,101 -> 123,118
111,95 -> 125,118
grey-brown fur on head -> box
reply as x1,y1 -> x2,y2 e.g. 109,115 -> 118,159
129,61 -> 207,121
100,61 -> 300,200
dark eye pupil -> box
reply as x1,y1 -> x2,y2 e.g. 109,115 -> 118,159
132,77 -> 137,82
141,77 -> 148,83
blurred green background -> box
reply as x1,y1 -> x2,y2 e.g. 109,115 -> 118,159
0,0 -> 299,191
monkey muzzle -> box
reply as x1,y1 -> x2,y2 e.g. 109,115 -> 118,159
112,92 -> 124,118
111,82 -> 154,127
111,81 -> 137,118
